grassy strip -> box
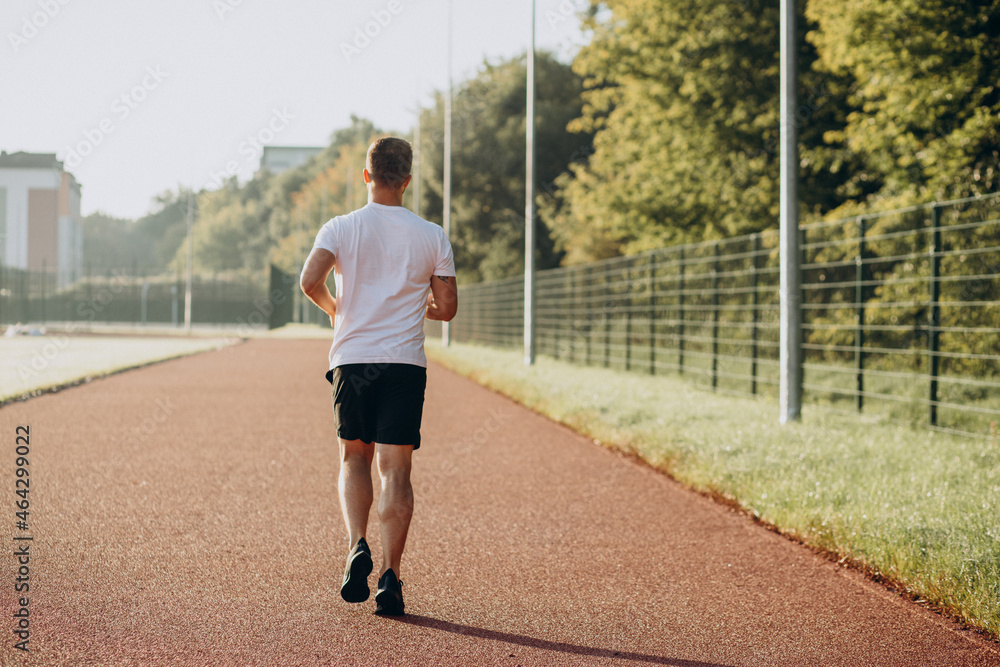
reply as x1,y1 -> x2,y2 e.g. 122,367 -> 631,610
427,341 -> 1000,639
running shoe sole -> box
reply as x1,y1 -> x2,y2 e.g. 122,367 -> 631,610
341,544 -> 373,603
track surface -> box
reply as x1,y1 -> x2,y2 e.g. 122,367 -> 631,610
0,338 -> 998,666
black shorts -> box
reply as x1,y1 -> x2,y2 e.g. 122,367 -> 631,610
326,363 -> 427,448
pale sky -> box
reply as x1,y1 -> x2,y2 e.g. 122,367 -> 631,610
2,0 -> 588,219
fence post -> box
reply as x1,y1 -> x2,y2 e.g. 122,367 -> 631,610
855,217 -> 867,412
549,279 -> 554,356
480,287 -> 486,345
485,286 -> 491,345
494,283 -> 500,347
928,204 -> 942,427
625,263 -> 633,371
712,245 -> 720,391
585,265 -> 593,365
479,285 -> 485,345
751,234 -> 760,395
105,270 -> 112,325
649,253 -> 656,375
21,270 -> 28,323
568,270 -> 576,362
678,247 -> 686,375
604,264 -> 612,368
40,259 -> 47,325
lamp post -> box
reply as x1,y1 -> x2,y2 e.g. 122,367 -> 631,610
779,0 -> 802,423
184,190 -> 193,333
442,0 -> 454,347
524,0 -> 536,366
413,106 -> 421,218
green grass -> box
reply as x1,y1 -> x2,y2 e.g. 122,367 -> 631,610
0,335 -> 238,401
427,340 -> 1000,639
519,315 -> 1000,436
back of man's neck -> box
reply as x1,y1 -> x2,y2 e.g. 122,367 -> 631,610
369,187 -> 404,207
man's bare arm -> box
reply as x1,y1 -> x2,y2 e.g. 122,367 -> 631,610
300,248 -> 338,325
425,275 -> 458,321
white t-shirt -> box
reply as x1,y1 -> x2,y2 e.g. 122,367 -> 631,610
312,202 -> 456,370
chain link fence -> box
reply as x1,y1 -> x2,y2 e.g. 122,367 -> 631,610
448,194 -> 1000,438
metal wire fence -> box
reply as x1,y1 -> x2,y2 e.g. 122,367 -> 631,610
0,265 -> 271,330
448,193 -> 1000,438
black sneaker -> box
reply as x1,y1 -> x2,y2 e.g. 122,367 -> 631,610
340,538 -> 373,603
374,569 -> 405,616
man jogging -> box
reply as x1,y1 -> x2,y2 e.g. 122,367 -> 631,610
300,137 -> 458,615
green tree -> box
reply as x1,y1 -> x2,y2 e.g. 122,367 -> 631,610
549,0 -> 783,261
81,212 -> 148,273
419,52 -> 592,283
188,115 -> 382,277
134,190 -> 193,272
82,192 -> 192,275
272,139 -> 375,274
546,0 -> 861,263
806,0 -> 1000,209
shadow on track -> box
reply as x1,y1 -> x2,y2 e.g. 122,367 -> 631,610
391,614 -> 734,666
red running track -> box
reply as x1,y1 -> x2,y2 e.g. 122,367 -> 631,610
0,338 -> 997,666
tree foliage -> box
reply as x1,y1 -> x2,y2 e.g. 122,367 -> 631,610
545,0 -> 788,261
165,116 -> 380,277
84,2 -> 999,281
419,52 -> 593,282
546,0 -> 998,263
806,0 -> 1000,210
82,191 -> 190,275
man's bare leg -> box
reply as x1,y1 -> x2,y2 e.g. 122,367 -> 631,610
339,438 -> 375,549
376,443 -> 414,577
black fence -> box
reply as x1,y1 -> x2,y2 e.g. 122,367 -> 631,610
448,194 -> 1000,438
0,266 -> 273,331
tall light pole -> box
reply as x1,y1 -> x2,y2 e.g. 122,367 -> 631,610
184,189 -> 193,333
779,0 -> 802,423
442,0 -> 453,347
524,0 -> 536,366
294,206 -> 303,324
413,107 -> 421,217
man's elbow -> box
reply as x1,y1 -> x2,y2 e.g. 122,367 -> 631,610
300,274 -> 319,297
440,303 -> 458,322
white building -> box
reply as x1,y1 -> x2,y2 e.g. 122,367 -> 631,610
0,151 -> 83,288
260,145 -> 323,174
